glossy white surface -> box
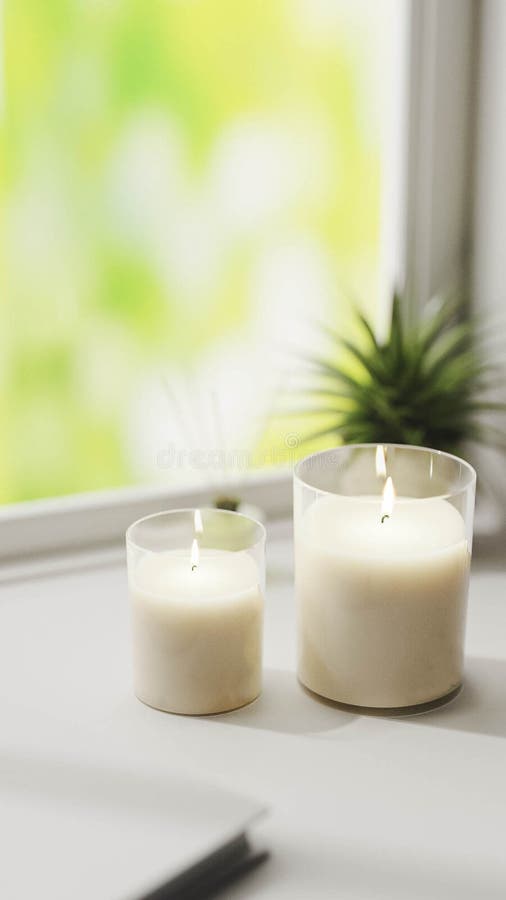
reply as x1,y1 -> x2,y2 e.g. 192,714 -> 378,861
1,520 -> 506,899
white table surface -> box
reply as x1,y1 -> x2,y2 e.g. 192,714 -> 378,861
1,519 -> 506,900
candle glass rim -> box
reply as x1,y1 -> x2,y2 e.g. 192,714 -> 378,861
294,443 -> 477,502
126,507 -> 266,555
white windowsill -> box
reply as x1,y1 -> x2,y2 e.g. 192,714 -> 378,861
0,468 -> 292,563
1,516 -> 506,898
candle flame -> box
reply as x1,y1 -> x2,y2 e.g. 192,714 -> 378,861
194,509 -> 203,534
375,444 -> 387,479
381,476 -> 395,523
191,538 -> 199,571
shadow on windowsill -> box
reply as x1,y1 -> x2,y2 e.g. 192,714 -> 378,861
403,655 -> 506,739
211,668 -> 356,736
213,656 -> 506,741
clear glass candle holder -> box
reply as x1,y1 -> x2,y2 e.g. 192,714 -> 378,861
294,444 -> 476,712
126,508 -> 266,715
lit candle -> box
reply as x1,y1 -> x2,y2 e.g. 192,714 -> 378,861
295,445 -> 475,710
127,510 -> 264,715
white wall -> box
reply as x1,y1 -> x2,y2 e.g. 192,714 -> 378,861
471,0 -> 506,525
473,0 -> 506,318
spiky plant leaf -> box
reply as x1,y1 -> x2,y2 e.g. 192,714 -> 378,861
292,295 -> 506,454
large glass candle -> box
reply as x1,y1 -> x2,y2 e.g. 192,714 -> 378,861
294,445 -> 476,711
126,509 -> 265,715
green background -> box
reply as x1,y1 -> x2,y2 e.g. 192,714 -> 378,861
2,0 -> 389,503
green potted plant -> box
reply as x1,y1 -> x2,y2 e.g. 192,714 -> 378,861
294,294 -> 506,456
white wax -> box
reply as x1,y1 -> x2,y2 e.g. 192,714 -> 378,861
130,549 -> 263,715
296,495 -> 470,708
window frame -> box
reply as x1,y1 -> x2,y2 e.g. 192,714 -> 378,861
1,0 -> 479,560
383,0 -> 477,326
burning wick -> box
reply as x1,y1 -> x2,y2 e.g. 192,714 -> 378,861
191,538 -> 199,572
381,476 -> 395,524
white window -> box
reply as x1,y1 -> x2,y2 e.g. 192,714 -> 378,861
1,0 -> 478,556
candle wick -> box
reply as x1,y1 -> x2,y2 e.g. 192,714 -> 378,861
191,564 -> 197,572
381,514 -> 390,524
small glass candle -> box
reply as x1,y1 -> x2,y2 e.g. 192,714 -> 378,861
126,508 -> 265,715
294,444 -> 476,712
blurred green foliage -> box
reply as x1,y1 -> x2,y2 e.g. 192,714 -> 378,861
2,0 -> 386,503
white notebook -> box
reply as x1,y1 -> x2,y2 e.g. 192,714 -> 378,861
0,750 -> 266,900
